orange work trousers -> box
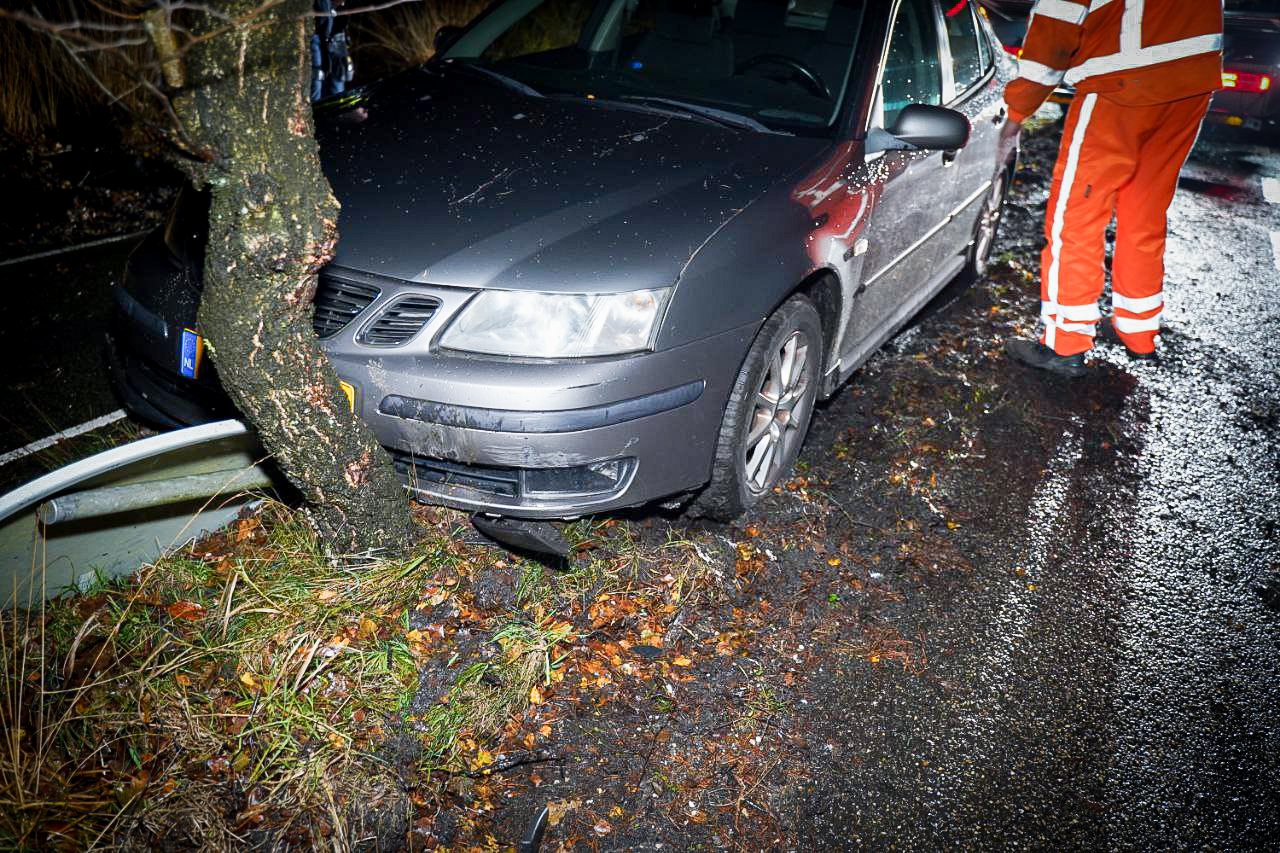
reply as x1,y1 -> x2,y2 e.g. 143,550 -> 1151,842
1039,92 -> 1211,356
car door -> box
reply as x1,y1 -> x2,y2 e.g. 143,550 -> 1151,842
933,0 -> 1005,265
838,0 -> 953,368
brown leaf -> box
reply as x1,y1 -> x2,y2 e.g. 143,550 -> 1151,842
234,519 -> 258,543
547,798 -> 580,826
167,600 -> 205,621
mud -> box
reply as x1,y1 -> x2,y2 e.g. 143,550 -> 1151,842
447,122 -> 1280,849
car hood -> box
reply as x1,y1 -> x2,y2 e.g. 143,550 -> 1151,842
317,66 -> 825,293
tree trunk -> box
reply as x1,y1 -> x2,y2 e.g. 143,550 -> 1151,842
170,0 -> 415,555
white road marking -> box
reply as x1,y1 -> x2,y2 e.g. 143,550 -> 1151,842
1262,177 -> 1280,204
1272,232 -> 1280,272
0,410 -> 128,467
0,230 -> 149,268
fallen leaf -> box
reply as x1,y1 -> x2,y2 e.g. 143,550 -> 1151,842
547,798 -> 580,826
594,820 -> 612,835
167,600 -> 205,621
239,671 -> 259,689
529,685 -> 545,704
672,655 -> 693,667
234,519 -> 258,543
317,589 -> 337,602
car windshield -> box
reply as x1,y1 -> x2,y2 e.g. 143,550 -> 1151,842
440,0 -> 867,134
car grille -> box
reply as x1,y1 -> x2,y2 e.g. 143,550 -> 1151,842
390,451 -> 521,498
357,295 -> 441,346
312,275 -> 380,338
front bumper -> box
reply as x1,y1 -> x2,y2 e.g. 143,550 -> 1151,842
112,253 -> 757,518
332,322 -> 754,519
107,288 -> 232,428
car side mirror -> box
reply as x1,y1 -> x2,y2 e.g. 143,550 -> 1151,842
865,104 -> 971,154
435,25 -> 462,54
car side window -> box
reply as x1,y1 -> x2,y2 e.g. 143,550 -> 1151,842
881,0 -> 943,127
974,3 -> 993,72
944,0 -> 985,94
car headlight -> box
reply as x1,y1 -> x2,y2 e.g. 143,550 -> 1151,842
439,288 -> 670,358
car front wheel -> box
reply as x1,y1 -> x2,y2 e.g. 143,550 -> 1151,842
966,168 -> 1009,278
692,294 -> 823,521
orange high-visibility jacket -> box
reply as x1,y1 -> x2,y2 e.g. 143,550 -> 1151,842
1005,0 -> 1224,124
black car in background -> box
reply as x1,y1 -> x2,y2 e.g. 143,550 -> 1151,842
1210,1 -> 1280,136
979,0 -> 1280,139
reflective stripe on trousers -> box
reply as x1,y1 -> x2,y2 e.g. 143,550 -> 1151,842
1038,91 -> 1210,355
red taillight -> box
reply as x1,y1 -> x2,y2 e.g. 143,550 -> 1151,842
1002,44 -> 1023,58
1222,70 -> 1273,93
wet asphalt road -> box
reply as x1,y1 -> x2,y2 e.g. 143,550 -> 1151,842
0,239 -> 137,457
798,128 -> 1280,849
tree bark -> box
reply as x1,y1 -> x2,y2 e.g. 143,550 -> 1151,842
169,0 -> 416,555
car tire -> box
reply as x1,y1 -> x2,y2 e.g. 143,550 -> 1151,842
691,294 -> 823,522
965,166 -> 1010,279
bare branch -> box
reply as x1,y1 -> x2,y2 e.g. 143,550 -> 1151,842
143,6 -> 186,87
322,0 -> 429,18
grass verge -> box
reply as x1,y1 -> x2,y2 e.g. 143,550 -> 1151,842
0,500 -> 596,849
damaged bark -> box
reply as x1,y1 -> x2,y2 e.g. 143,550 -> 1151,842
161,0 -> 415,555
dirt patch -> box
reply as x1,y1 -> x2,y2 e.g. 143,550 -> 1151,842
0,128 -> 178,260
416,116 -> 1150,850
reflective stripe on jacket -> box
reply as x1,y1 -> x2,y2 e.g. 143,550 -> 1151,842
1005,0 -> 1223,123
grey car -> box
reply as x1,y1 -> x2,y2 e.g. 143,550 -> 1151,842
108,0 -> 1016,521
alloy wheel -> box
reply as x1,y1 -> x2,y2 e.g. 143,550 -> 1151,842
972,174 -> 1007,276
742,329 -> 813,495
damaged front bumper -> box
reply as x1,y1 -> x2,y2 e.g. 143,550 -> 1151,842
327,302 -> 755,520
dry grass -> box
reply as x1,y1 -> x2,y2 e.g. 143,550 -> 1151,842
348,0 -> 487,79
0,1 -> 159,141
0,496 -> 732,848
0,500 -> 584,848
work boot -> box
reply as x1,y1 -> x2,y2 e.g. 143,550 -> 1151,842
1006,339 -> 1088,378
1097,318 -> 1158,361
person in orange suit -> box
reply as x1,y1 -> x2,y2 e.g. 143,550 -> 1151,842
1003,0 -> 1223,377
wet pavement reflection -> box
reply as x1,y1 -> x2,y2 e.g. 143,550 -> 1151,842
798,126 -> 1280,849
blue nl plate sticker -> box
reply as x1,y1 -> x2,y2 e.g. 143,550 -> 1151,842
179,328 -> 202,379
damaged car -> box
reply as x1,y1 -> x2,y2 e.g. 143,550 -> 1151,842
108,0 -> 1016,521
